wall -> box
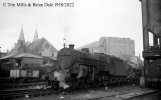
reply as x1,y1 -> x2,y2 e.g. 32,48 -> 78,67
99,37 -> 135,60
22,58 -> 43,65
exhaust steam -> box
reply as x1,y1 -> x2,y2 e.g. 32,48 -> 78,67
54,70 -> 70,89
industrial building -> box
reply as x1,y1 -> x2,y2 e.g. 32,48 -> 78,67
78,37 -> 135,61
99,37 -> 135,60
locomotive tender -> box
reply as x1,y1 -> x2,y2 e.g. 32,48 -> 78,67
57,44 -> 138,88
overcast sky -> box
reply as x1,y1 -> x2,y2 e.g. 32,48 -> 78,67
0,0 -> 143,56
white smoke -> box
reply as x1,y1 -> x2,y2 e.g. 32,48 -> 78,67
59,82 -> 70,89
57,8 -> 74,45
53,71 -> 70,89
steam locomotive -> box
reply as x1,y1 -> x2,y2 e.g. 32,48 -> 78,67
56,44 -> 141,89
0,44 -> 141,90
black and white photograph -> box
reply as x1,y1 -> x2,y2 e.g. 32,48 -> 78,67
0,0 -> 161,100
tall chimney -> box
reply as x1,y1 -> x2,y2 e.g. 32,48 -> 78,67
68,44 -> 74,49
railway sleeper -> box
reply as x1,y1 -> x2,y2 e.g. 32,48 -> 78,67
1,92 -> 28,100
0,90 -> 53,100
27,91 -> 52,97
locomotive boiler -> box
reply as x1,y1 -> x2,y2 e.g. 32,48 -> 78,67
56,44 -> 134,88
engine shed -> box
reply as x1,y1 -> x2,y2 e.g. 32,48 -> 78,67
140,0 -> 161,88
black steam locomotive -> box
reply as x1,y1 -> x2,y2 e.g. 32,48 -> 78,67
0,44 -> 141,90
56,44 -> 141,89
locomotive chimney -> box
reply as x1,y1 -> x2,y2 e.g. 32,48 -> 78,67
69,44 -> 75,49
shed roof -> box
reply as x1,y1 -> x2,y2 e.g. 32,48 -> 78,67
14,53 -> 42,59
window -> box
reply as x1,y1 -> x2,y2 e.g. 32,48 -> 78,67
52,53 -> 54,57
44,43 -> 50,49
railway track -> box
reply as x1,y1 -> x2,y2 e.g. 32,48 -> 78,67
0,84 -> 104,100
0,81 -> 48,89
83,88 -> 158,100
0,87 -> 60,100
0,82 -> 86,100
0,84 -> 146,100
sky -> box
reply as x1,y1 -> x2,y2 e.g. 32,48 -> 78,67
0,0 -> 143,56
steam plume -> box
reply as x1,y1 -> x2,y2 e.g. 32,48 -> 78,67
54,71 -> 70,89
